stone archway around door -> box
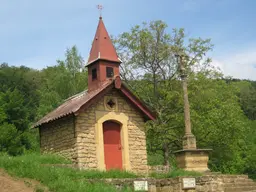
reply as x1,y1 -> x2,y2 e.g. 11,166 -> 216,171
95,111 -> 131,171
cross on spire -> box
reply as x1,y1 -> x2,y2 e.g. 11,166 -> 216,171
97,4 -> 103,18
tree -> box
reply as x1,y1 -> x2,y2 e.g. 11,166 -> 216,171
36,46 -> 87,119
230,80 -> 256,178
0,64 -> 42,155
114,20 -> 213,166
243,120 -> 256,179
0,64 -> 41,121
57,46 -> 87,96
234,80 -> 256,120
0,88 -> 39,155
114,20 -> 252,175
188,74 -> 250,173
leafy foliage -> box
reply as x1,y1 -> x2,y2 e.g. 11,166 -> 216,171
0,21 -> 255,180
0,65 -> 40,155
114,20 -> 256,177
36,46 -> 87,119
115,20 -> 214,166
0,46 -> 87,155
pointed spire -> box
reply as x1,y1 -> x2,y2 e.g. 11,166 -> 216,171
87,17 -> 121,65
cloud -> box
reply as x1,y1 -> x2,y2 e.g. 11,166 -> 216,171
212,49 -> 256,80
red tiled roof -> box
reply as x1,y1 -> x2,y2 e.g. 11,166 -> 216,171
33,78 -> 156,128
33,80 -> 113,128
87,17 -> 121,65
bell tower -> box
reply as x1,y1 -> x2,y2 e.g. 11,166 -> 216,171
87,17 -> 122,92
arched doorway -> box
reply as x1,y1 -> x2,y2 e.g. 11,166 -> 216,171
103,120 -> 123,170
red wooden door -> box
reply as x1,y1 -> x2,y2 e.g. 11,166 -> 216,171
103,121 -> 122,170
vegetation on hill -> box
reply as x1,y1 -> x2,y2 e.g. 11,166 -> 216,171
0,153 -> 137,192
0,153 -> 204,191
0,20 -> 255,181
113,20 -> 256,178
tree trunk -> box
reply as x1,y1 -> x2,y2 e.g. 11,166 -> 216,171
163,143 -> 170,167
153,71 -> 157,97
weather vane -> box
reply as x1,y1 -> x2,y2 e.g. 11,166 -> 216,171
97,4 -> 103,17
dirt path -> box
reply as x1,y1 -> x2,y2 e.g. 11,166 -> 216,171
0,169 -> 47,192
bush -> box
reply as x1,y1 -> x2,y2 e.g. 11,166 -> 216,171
147,152 -> 164,165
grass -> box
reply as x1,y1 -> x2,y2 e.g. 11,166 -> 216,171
0,153 -> 136,192
149,168 -> 202,179
0,153 -> 203,191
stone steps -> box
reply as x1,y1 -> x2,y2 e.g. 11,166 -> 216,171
225,186 -> 256,192
224,182 -> 256,187
83,174 -> 256,192
223,177 -> 256,192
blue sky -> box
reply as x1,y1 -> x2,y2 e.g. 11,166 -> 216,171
1,0 -> 256,80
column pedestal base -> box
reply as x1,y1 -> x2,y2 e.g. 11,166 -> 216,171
174,149 -> 212,172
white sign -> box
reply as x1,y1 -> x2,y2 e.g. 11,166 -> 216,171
134,181 -> 148,191
182,178 -> 196,189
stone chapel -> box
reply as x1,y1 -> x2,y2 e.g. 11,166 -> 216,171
33,17 -> 155,173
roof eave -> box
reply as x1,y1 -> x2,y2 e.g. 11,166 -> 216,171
119,83 -> 156,121
32,78 -> 156,128
86,57 -> 122,67
74,83 -> 115,115
32,112 -> 74,128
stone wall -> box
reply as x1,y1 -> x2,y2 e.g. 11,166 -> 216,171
127,115 -> 148,173
195,174 -> 256,192
39,88 -> 148,173
75,106 -> 98,169
116,91 -> 148,173
85,174 -> 256,192
149,165 -> 170,174
105,91 -> 148,173
75,89 -> 148,173
40,116 -> 77,161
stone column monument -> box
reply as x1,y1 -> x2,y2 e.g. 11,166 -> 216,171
174,54 -> 212,172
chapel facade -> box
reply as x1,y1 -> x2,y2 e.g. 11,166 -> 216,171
34,17 -> 155,173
